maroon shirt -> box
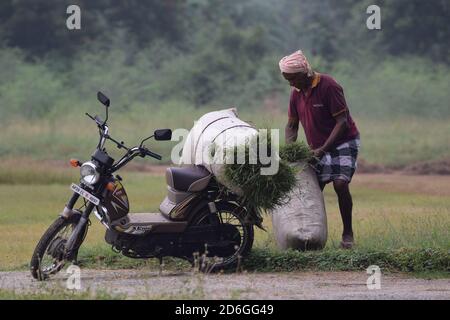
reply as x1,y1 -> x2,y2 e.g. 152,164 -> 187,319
288,73 -> 359,149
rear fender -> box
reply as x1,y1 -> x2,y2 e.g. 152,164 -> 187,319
187,198 -> 251,226
187,199 -> 220,225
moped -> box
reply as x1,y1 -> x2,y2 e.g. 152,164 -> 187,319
30,92 -> 255,280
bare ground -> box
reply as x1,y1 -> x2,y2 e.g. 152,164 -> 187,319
352,173 -> 450,196
357,158 -> 450,175
0,270 -> 449,300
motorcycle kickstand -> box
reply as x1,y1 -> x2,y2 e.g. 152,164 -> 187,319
66,250 -> 79,266
157,256 -> 164,276
71,249 -> 80,266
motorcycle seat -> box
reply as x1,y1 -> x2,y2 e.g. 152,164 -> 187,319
165,165 -> 212,192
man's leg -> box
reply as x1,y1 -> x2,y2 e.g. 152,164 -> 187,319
319,181 -> 326,191
333,179 -> 354,247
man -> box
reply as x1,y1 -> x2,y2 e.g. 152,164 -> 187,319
279,50 -> 360,249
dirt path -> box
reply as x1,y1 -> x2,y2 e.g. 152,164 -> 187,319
1,270 -> 448,299
352,173 -> 450,196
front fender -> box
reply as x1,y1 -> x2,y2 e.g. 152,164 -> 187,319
59,206 -> 82,220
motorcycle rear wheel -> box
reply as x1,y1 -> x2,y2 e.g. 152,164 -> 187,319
191,202 -> 254,273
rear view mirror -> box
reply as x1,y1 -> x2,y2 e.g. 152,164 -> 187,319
97,91 -> 110,107
154,129 -> 172,141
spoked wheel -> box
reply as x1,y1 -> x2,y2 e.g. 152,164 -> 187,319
191,202 -> 254,273
30,215 -> 79,281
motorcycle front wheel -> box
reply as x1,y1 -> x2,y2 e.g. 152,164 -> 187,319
30,215 -> 80,281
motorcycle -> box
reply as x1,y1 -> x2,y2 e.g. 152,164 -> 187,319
30,92 -> 255,281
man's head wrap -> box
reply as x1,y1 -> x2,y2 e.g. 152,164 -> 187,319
278,50 -> 313,76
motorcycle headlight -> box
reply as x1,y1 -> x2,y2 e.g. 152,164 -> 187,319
80,161 -> 100,185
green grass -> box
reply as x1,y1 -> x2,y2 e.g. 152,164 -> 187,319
69,244 -> 450,276
0,159 -> 79,185
0,171 -> 167,269
279,141 -> 313,163
356,117 -> 450,166
0,168 -> 448,274
1,110 -> 449,167
221,133 -> 299,222
244,248 -> 449,274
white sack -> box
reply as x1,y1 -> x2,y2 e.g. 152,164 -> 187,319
271,162 -> 328,250
180,108 -> 258,193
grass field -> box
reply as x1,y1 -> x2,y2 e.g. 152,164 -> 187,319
1,109 -> 450,168
0,165 -> 448,273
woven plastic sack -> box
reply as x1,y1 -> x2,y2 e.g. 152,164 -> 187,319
180,108 -> 258,193
271,162 -> 327,250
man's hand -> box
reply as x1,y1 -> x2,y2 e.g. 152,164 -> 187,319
312,147 -> 325,158
313,114 -> 348,159
285,117 -> 299,144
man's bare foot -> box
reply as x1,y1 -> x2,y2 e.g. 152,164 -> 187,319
340,234 -> 354,249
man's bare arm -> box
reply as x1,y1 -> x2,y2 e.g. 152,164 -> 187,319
314,113 -> 348,156
285,118 -> 299,144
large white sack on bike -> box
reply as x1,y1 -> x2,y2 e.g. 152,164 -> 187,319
271,162 -> 327,250
180,108 -> 237,166
179,108 -> 258,193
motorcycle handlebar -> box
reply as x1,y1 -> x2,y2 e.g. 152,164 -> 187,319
85,113 -> 105,128
86,111 -> 162,162
142,148 -> 162,160
110,147 -> 162,173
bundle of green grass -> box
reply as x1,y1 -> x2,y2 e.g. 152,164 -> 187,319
219,132 -> 313,226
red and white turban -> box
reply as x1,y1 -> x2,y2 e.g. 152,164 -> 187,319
278,50 -> 313,76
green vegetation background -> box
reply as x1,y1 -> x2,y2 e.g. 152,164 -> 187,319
0,0 -> 449,165
0,1 -> 449,275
